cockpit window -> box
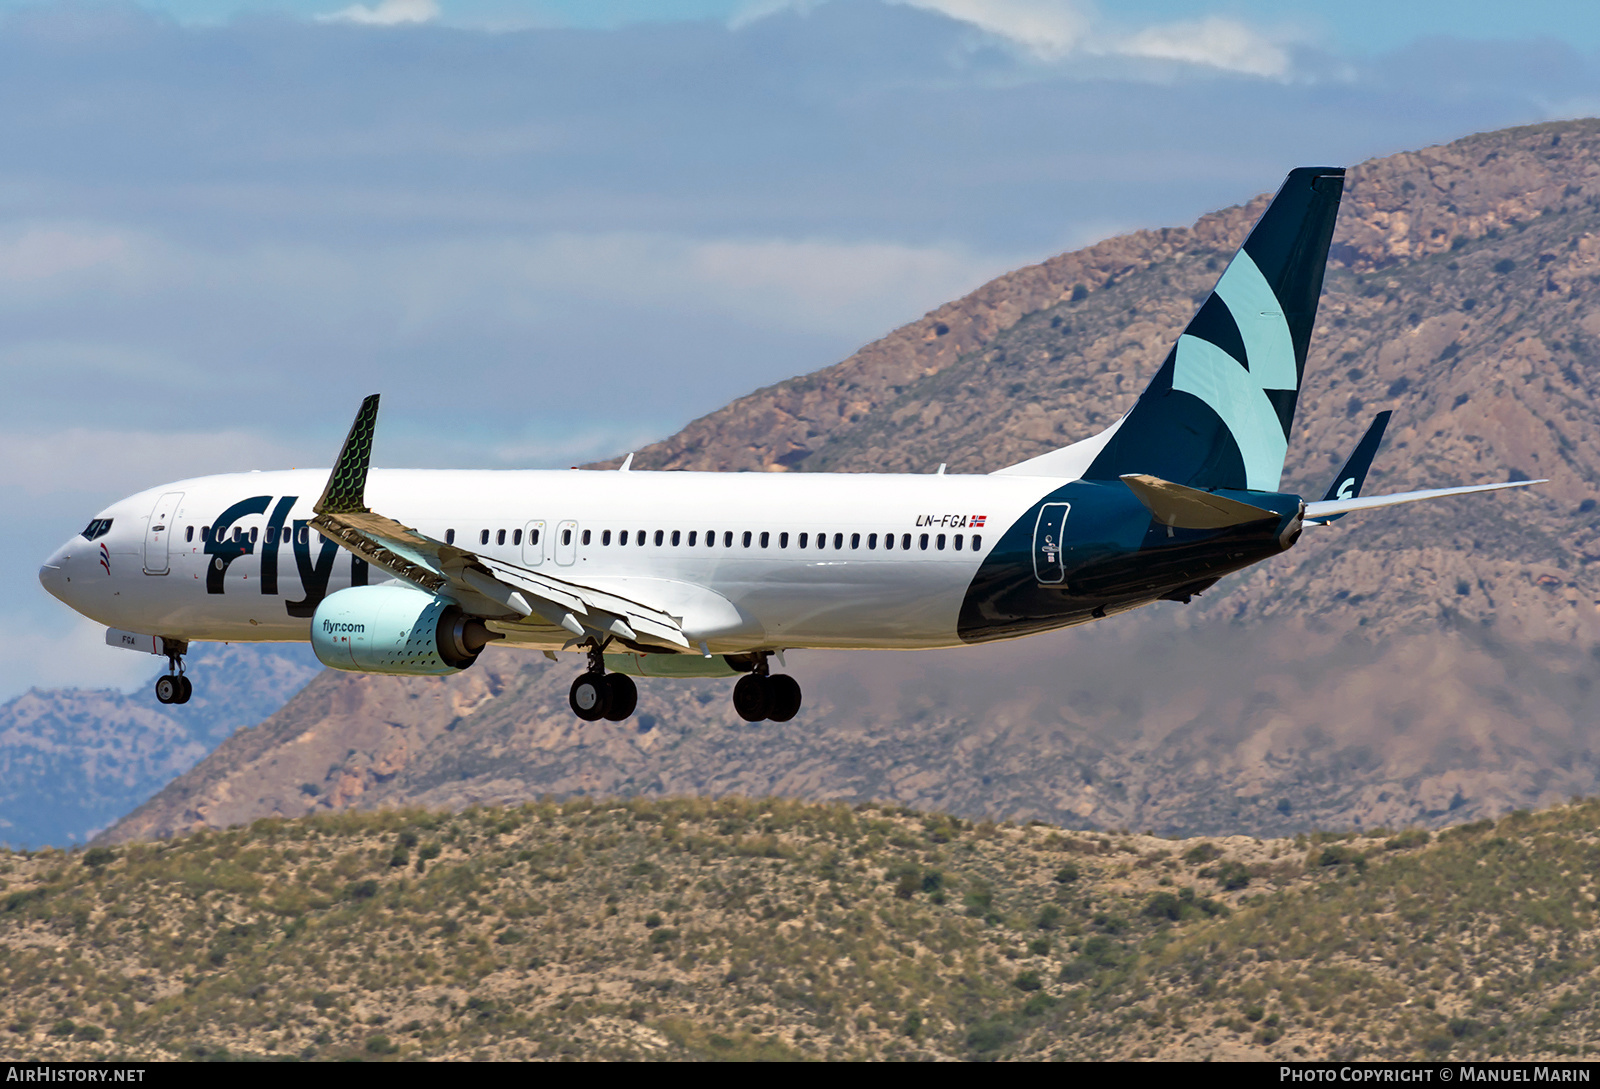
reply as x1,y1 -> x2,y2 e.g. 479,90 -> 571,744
79,519 -> 113,541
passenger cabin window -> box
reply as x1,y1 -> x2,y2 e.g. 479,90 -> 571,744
724,531 -> 733,547
582,530 -> 591,545
654,530 -> 664,546
689,531 -> 698,546
884,532 -> 893,550
833,533 -> 844,550
972,534 -> 982,550
562,528 -> 572,546
480,530 -> 490,545
868,533 -> 877,549
851,533 -> 860,549
513,529 -> 522,545
249,527 -> 259,545
706,530 -> 715,547
602,530 -> 612,545
619,530 -> 628,545
954,534 -> 963,550
759,531 -> 769,548
798,532 -> 808,548
445,529 -> 456,545
201,526 -> 211,543
671,530 -> 680,546
919,533 -> 929,550
936,534 -> 946,550
496,529 -> 506,546
779,532 -> 788,548
742,531 -> 752,547
902,533 -> 912,550
185,526 -> 194,543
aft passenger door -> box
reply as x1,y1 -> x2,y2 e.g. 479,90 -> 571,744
143,491 -> 184,575
555,521 -> 578,566
1032,502 -> 1070,584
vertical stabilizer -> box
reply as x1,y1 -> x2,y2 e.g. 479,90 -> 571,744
997,167 -> 1345,490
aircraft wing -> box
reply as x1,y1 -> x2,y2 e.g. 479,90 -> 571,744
1303,479 -> 1545,524
309,395 -> 690,650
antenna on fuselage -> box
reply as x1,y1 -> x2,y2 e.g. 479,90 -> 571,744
619,453 -> 634,472
935,463 -> 946,475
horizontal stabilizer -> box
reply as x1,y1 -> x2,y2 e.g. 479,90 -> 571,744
1120,473 -> 1279,529
1304,479 -> 1544,523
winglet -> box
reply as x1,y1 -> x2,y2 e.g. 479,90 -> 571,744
1315,411 -> 1391,523
316,394 -> 380,515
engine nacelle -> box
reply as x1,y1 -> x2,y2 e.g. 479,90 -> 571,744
311,585 -> 499,675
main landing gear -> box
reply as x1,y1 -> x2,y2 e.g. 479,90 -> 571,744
154,640 -> 192,706
568,641 -> 638,723
732,656 -> 801,724
563,644 -> 803,725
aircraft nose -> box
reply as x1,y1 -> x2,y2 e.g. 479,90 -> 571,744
38,542 -> 74,604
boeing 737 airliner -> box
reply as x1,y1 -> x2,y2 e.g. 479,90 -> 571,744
39,168 -> 1541,723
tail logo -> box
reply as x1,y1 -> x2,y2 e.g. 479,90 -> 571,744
1171,250 -> 1295,491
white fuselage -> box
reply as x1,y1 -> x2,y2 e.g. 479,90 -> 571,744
40,468 -> 1058,654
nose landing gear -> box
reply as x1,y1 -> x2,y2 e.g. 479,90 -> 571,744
154,641 -> 192,706
731,655 -> 801,723
567,640 -> 637,723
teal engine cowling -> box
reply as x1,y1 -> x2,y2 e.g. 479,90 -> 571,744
311,585 -> 500,675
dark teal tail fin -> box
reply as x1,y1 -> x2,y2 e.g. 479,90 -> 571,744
1081,167 -> 1345,492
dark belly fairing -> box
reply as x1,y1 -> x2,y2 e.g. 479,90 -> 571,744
957,479 -> 1302,644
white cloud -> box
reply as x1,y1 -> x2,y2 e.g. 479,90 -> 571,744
471,232 -> 1025,338
1120,16 -> 1291,80
898,0 -> 1090,59
0,220 -> 1015,343
0,428 -> 307,497
893,0 -> 1298,78
316,0 -> 440,26
0,226 -> 131,284
0,615 -> 161,696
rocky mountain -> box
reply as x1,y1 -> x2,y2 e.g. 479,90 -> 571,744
0,644 -> 318,846
102,119 -> 1600,843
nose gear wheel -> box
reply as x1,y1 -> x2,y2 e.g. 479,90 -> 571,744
154,645 -> 192,705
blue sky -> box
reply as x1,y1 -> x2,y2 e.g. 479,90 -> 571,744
6,0 -> 1600,51
3,0 -> 1599,697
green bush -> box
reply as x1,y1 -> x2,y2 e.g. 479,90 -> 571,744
1213,860 -> 1251,890
1311,845 -> 1366,870
1385,829 -> 1431,851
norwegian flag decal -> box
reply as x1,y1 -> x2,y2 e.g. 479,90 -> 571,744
971,516 -> 987,528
